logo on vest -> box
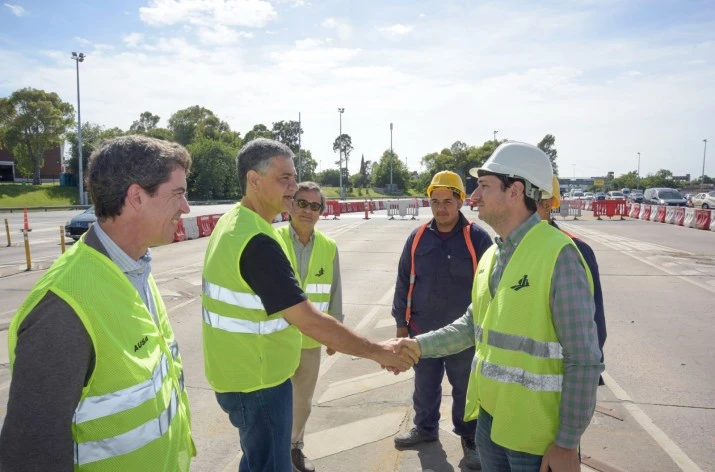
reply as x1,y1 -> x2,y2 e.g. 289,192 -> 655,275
510,275 -> 530,291
315,267 -> 324,277
134,335 -> 149,352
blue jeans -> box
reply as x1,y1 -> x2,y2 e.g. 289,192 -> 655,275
412,346 -> 476,439
216,380 -> 293,472
476,408 -> 543,472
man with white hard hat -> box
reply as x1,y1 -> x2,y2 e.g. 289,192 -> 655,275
394,142 -> 604,472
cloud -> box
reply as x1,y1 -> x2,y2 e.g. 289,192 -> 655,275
322,17 -> 353,41
4,2 -> 27,16
74,37 -> 92,46
123,33 -> 144,48
381,24 -> 414,36
139,0 -> 277,28
197,24 -> 253,46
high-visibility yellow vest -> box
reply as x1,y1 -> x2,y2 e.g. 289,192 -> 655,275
278,226 -> 336,349
202,204 -> 301,393
465,221 -> 593,455
8,240 -> 195,471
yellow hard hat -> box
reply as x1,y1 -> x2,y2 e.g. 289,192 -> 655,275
426,171 -> 466,200
551,176 -> 561,209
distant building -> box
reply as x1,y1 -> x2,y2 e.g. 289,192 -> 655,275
0,146 -> 63,182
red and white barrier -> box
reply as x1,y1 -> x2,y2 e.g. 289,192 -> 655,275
695,209 -> 711,230
684,208 -> 696,228
183,217 -> 200,239
173,219 -> 186,242
639,205 -> 648,220
630,203 -> 640,219
649,205 -> 659,222
323,200 -> 341,219
197,215 -> 214,237
710,210 -> 715,232
665,206 -> 676,224
675,207 -> 685,226
655,206 -> 666,223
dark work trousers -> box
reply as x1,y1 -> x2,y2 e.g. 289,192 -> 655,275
412,345 -> 477,439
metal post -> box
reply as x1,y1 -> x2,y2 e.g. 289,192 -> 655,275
72,52 -> 86,205
23,229 -> 31,271
60,225 -> 66,253
636,153 -> 641,189
338,108 -> 344,199
297,112 -> 302,182
390,122 -> 394,194
493,130 -> 498,146
4,218 -> 10,247
701,139 -> 708,191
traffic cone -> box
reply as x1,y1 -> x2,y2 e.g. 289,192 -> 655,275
23,208 -> 32,232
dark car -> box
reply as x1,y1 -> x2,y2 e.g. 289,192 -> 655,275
65,207 -> 97,241
629,191 -> 644,203
594,192 -> 606,201
643,188 -> 687,206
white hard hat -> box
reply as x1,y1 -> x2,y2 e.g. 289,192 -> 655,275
469,142 -> 554,200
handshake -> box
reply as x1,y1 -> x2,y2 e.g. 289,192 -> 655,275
375,337 -> 422,374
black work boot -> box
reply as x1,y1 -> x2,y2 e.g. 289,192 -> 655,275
393,427 -> 439,448
461,436 -> 482,470
291,448 -> 315,472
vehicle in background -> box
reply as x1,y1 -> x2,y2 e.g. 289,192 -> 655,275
606,191 -> 626,200
583,192 -> 595,199
621,188 -> 631,197
691,191 -> 715,209
643,188 -> 687,206
629,191 -> 644,203
595,192 -> 606,200
684,193 -> 694,207
569,190 -> 585,199
65,207 -> 97,241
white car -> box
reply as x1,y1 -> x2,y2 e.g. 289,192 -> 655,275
606,191 -> 626,200
691,191 -> 715,209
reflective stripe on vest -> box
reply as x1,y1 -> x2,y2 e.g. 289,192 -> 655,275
202,308 -> 290,334
75,388 -> 179,466
487,330 -> 563,359
480,360 -> 562,392
203,280 -> 264,310
305,283 -> 331,295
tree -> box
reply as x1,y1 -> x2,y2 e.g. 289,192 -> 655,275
315,168 -> 341,187
353,153 -> 372,188
295,149 -> 317,182
186,138 -> 241,200
129,111 -> 160,132
243,123 -> 274,143
168,106 -> 217,146
66,123 -> 125,177
371,149 -> 410,190
332,133 -> 354,177
642,169 -> 682,189
0,88 -> 74,184
272,120 -> 302,153
537,134 -> 559,176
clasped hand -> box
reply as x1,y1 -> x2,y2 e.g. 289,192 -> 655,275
378,337 -> 422,374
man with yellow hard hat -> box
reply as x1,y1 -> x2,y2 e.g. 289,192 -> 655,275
391,170 -> 492,469
537,177 -> 606,384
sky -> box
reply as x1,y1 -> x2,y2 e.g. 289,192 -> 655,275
1,0 -> 714,179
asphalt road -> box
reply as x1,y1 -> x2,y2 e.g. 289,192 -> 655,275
0,205 -> 713,471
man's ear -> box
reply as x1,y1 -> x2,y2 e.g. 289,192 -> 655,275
125,183 -> 144,212
246,170 -> 260,191
510,181 -> 525,199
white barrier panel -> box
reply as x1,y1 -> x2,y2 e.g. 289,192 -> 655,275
711,210 -> 715,232
639,205 -> 647,220
684,208 -> 696,228
398,200 -> 409,218
405,203 -> 419,220
387,201 -> 400,219
649,205 -> 659,222
183,217 -> 200,240
665,206 -> 676,224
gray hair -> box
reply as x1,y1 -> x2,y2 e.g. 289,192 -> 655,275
294,181 -> 325,211
87,135 -> 191,219
236,138 -> 294,192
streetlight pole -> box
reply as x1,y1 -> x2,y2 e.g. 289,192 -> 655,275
71,52 -> 86,205
337,108 -> 344,199
493,130 -> 498,146
636,152 -> 641,190
702,139 -> 708,191
297,112 -> 301,182
390,122 -> 394,194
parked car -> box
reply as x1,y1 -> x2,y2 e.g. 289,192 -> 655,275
683,193 -> 694,207
691,191 -> 715,209
65,207 -> 97,241
643,188 -> 687,206
606,191 -> 626,200
629,191 -> 644,203
595,192 -> 606,200
583,192 -> 595,199
621,188 -> 631,197
569,190 -> 585,199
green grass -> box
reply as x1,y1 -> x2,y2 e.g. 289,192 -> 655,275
0,183 -> 79,207
320,186 -> 426,199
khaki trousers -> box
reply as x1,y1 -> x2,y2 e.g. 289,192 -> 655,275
291,347 -> 322,449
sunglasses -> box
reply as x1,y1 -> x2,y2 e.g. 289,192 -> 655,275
295,199 -> 322,212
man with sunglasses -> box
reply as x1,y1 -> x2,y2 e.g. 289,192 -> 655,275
277,182 -> 343,472
392,171 -> 492,470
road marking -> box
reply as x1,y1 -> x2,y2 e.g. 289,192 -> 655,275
317,369 -> 413,404
602,372 -> 703,472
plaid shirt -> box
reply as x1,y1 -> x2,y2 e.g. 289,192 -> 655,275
417,212 -> 604,449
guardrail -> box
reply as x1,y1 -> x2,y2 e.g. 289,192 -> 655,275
0,205 -> 92,213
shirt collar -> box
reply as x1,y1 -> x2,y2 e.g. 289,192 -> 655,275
495,212 -> 541,249
93,222 -> 151,275
288,223 -> 314,244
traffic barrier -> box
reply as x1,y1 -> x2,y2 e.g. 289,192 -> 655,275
592,200 -> 627,220
665,206 -> 676,224
387,201 -> 400,220
695,209 -> 711,230
638,204 -> 646,220
406,200 -> 419,220
656,206 -> 666,223
379,201 -> 385,210
369,201 -> 375,213
173,219 -> 186,242
323,200 -> 341,219
683,208 -> 696,228
422,199 -> 429,207
340,202 -> 347,213
629,204 -> 640,219
648,205 -> 659,222
710,210 -> 715,231
641,205 -> 651,221
674,207 -> 685,226
197,215 -> 214,237
567,200 -> 582,218
210,214 -> 223,228
22,208 -> 32,232
184,217 -> 200,239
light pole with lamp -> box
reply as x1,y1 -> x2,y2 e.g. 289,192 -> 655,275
493,130 -> 498,146
71,52 -> 86,205
337,108 -> 344,199
390,122 -> 394,194
637,152 -> 641,190
701,139 -> 708,191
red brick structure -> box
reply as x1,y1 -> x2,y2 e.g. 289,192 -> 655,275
0,146 -> 63,182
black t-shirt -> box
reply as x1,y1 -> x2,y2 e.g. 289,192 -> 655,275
239,234 -> 307,315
